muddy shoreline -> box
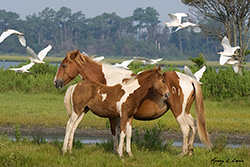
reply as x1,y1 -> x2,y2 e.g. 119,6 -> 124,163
0,126 -> 249,145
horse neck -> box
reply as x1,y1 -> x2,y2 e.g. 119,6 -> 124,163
102,64 -> 133,86
126,73 -> 157,104
138,73 -> 156,94
76,60 -> 106,84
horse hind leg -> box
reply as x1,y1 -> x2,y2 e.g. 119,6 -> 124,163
125,118 -> 133,157
185,114 -> 196,155
109,117 -> 119,152
176,114 -> 190,156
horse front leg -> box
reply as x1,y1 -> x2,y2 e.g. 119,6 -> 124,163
117,116 -> 128,158
125,117 -> 133,157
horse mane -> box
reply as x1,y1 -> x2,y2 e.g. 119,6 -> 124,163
66,50 -> 99,67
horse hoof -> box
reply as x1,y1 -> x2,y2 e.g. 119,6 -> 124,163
178,152 -> 188,157
128,152 -> 133,157
188,149 -> 194,156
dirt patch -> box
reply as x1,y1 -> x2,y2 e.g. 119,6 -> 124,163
0,126 -> 249,145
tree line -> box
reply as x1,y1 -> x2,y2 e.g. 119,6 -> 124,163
0,7 -> 220,60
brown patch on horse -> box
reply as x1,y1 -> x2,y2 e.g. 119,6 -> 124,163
163,71 -> 184,118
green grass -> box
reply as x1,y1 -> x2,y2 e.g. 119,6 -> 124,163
0,92 -> 249,166
0,92 -> 249,134
0,138 -> 249,167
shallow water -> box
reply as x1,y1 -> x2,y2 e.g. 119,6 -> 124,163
2,134 -> 248,148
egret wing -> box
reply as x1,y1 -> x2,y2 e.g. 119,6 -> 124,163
194,66 -> 206,83
184,66 -> 196,79
26,46 -> 39,59
37,44 -> 52,61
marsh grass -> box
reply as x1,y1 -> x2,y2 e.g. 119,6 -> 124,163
0,137 -> 249,167
0,92 -> 249,134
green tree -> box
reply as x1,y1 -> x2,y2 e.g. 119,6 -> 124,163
182,0 -> 250,75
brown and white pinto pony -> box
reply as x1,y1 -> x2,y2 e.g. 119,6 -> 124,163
54,50 -> 212,156
63,67 -> 170,157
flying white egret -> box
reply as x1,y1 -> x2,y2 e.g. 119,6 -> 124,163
219,55 -> 232,65
134,57 -> 163,65
163,13 -> 201,33
224,58 -> 240,73
9,61 -> 35,73
175,21 -> 201,33
217,36 -> 240,57
113,59 -> 134,69
0,29 -> 26,47
26,45 -> 52,64
163,13 -> 188,28
184,66 -> 206,84
93,56 -> 105,62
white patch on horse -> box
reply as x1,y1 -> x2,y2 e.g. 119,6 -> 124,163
116,78 -> 140,116
176,72 -> 193,116
78,74 -> 83,79
101,93 -> 107,101
178,88 -> 181,96
172,86 -> 176,94
102,63 -> 133,86
97,89 -> 107,101
117,131 -> 126,157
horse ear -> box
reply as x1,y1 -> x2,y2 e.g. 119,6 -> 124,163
153,66 -> 157,70
158,66 -> 162,72
70,50 -> 80,60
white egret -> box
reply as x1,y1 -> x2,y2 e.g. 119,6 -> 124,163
184,66 -> 206,84
163,13 -> 200,33
93,56 -> 105,62
134,57 -> 162,65
113,59 -> 134,69
163,13 -> 188,28
0,29 -> 26,47
175,22 -> 201,33
26,45 -> 52,64
217,36 -> 240,57
9,61 -> 35,73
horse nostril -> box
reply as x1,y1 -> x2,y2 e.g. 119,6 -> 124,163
164,92 -> 170,99
54,80 -> 63,89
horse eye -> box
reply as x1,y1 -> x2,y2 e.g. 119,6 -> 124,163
62,65 -> 66,68
162,80 -> 165,83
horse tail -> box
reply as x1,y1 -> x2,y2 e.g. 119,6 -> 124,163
193,81 -> 212,149
64,84 -> 77,117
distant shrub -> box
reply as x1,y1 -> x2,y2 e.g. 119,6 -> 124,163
201,66 -> 250,101
0,62 -> 80,94
1,61 -> 250,101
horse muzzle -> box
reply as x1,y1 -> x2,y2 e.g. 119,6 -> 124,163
54,79 -> 64,89
163,92 -> 171,99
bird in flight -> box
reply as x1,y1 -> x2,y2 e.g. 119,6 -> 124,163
134,57 -> 163,65
26,44 -> 52,64
217,36 -> 240,65
9,61 -> 35,73
113,59 -> 134,69
163,13 -> 201,33
184,66 -> 206,84
0,29 -> 26,47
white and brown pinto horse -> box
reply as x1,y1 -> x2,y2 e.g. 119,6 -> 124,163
54,50 -> 212,156
63,67 -> 170,157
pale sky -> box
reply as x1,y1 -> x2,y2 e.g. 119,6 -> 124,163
1,0 -> 190,22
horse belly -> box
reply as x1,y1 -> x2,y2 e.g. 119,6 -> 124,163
89,103 -> 119,118
134,98 -> 168,120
